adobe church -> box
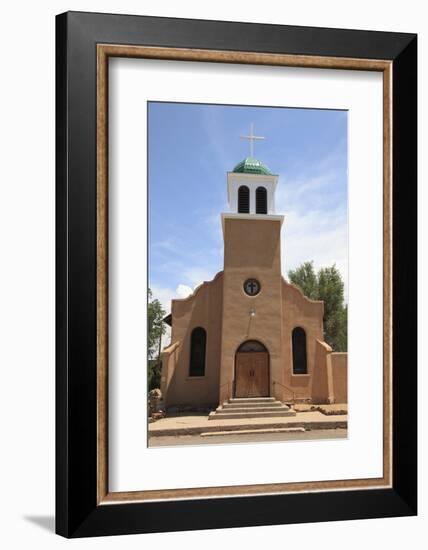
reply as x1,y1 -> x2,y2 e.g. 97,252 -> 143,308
160,128 -> 347,413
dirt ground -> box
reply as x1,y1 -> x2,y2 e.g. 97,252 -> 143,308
149,428 -> 348,447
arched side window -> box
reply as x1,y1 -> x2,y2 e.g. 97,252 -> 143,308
256,186 -> 267,214
292,327 -> 307,374
189,327 -> 207,376
237,185 -> 250,213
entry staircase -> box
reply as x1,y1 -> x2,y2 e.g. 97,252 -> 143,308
208,397 -> 296,420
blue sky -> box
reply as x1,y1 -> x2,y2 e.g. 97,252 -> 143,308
148,102 -> 348,312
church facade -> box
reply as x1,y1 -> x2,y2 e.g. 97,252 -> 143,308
160,153 -> 347,411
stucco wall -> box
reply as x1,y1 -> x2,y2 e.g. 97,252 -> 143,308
161,272 -> 223,409
311,339 -> 334,403
161,217 -> 344,408
281,280 -> 324,402
219,216 -> 283,403
331,352 -> 348,404
311,343 -> 348,404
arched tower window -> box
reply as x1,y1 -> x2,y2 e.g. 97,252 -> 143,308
189,327 -> 207,376
256,186 -> 268,214
292,327 -> 307,374
237,185 -> 250,213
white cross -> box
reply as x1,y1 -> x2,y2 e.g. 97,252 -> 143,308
240,123 -> 265,157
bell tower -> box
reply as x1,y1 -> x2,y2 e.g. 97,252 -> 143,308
226,124 -> 279,215
219,126 -> 285,404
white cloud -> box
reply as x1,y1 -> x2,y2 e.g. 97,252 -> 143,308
276,172 -> 348,301
152,149 -> 348,309
282,213 -> 348,300
149,284 -> 177,314
150,282 -> 195,349
151,238 -> 178,253
176,284 -> 193,298
183,267 -> 215,287
150,280 -> 202,315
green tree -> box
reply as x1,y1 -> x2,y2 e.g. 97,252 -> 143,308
317,265 -> 346,351
288,261 -> 318,300
148,288 -> 166,390
335,304 -> 348,353
287,262 -> 347,352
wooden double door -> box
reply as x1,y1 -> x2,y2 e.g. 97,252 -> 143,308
235,351 -> 269,398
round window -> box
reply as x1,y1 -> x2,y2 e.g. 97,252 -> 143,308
243,278 -> 261,296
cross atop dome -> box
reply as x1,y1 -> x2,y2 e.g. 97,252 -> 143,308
226,125 -> 279,216
233,124 -> 273,175
240,123 -> 265,158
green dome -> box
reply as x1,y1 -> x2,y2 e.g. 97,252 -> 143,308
232,156 -> 272,175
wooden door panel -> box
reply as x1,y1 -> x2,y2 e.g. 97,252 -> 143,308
235,352 -> 269,397
253,352 -> 269,396
235,355 -> 253,398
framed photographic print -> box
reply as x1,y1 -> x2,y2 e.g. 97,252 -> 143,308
56,11 -> 417,538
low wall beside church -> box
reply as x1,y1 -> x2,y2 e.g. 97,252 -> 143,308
330,352 -> 348,404
311,340 -> 348,404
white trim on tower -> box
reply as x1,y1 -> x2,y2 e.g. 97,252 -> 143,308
226,171 -> 279,215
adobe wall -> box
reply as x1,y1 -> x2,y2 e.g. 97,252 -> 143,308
312,339 -> 334,403
311,344 -> 348,404
160,224 -> 345,408
330,352 -> 348,404
281,280 -> 324,402
219,217 -> 283,403
161,272 -> 223,409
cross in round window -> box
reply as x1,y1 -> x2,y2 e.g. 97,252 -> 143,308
243,278 -> 261,296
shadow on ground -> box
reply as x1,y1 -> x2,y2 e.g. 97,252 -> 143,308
24,515 -> 55,533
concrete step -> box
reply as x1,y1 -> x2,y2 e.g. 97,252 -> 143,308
208,409 -> 296,420
222,401 -> 284,409
201,427 -> 305,437
216,405 -> 289,414
229,397 -> 275,404
208,397 -> 296,420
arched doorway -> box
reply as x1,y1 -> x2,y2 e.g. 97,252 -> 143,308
235,340 -> 269,398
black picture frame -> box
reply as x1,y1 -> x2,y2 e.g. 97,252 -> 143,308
56,11 -> 417,538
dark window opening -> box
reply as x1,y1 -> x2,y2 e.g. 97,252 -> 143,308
238,185 -> 250,213
256,186 -> 267,214
189,327 -> 207,376
292,327 -> 307,374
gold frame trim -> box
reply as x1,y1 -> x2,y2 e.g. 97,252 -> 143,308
96,44 -> 392,504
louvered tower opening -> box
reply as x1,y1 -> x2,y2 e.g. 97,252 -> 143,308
238,185 -> 250,213
256,186 -> 267,214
